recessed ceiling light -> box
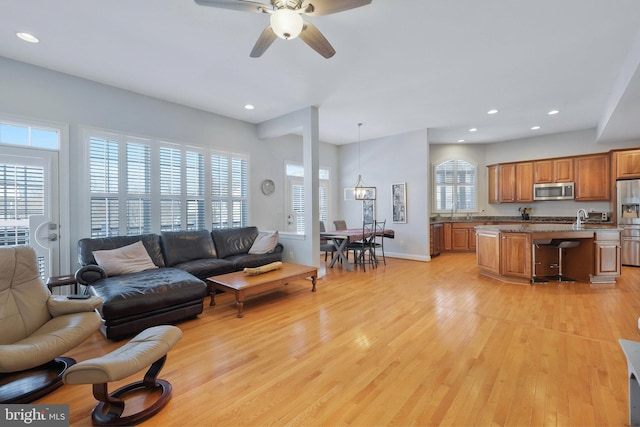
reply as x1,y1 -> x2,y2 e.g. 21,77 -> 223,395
469,128 -> 478,132
244,104 -> 254,110
487,109 -> 498,115
531,126 -> 541,130
16,32 -> 39,43
457,139 -> 465,143
548,109 -> 559,115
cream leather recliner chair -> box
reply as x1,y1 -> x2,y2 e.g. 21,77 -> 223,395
0,245 -> 103,403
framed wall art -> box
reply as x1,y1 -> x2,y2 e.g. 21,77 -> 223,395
344,187 -> 355,201
362,200 -> 375,223
392,182 -> 407,223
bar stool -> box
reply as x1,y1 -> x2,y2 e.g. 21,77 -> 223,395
531,239 -> 551,284
545,239 -> 580,282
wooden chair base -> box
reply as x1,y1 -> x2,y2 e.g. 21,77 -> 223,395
0,357 -> 75,404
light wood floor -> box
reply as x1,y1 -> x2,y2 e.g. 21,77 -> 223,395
40,254 -> 640,426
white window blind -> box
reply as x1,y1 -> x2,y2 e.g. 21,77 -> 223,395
86,130 -> 249,235
160,147 -> 182,231
291,181 -> 305,233
211,152 -> 248,229
126,142 -> 151,234
286,163 -> 330,233
89,137 -> 120,237
0,164 -> 44,246
434,160 -> 477,212
186,151 -> 205,230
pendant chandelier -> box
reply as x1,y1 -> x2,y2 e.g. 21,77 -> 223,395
354,123 -> 376,200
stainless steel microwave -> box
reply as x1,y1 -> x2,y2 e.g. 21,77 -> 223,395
533,182 -> 575,200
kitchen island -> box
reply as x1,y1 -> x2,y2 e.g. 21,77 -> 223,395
475,224 -> 621,284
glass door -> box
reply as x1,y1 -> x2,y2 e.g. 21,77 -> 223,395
0,146 -> 60,279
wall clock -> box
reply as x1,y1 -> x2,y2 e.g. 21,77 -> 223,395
261,179 -> 275,195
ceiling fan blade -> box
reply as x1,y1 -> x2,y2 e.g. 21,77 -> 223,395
250,26 -> 278,57
299,22 -> 336,58
194,0 -> 269,13
301,0 -> 371,16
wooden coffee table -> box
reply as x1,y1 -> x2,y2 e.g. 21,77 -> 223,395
206,263 -> 318,318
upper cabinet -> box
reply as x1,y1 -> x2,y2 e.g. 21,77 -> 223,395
533,158 -> 573,183
498,163 -> 516,202
488,165 -> 498,204
516,162 -> 533,202
494,162 -> 533,203
574,153 -> 610,201
614,149 -> 640,179
489,152 -> 614,204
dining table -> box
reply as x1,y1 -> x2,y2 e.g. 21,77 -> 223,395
320,227 -> 395,271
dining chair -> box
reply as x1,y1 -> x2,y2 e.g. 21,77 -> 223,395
372,219 -> 386,265
346,221 -> 376,271
319,221 -> 336,262
333,220 -> 347,230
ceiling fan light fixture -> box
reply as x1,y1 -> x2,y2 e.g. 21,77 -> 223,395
270,8 -> 304,40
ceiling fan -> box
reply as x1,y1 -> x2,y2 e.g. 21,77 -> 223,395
194,0 -> 372,58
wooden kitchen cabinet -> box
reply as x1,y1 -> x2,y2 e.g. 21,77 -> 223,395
430,223 -> 444,257
592,229 -> 621,282
574,153 -> 610,201
488,165 -> 498,204
451,222 -> 480,252
498,163 -> 516,202
614,149 -> 640,179
443,223 -> 452,251
476,229 -> 500,275
496,162 -> 532,203
500,232 -> 531,279
554,158 -> 574,182
516,162 -> 533,202
533,158 -> 574,183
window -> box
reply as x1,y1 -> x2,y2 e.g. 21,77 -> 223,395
0,122 -> 59,150
86,130 -> 249,237
211,152 -> 248,229
160,146 -> 182,232
0,164 -> 44,246
186,151 -> 205,231
433,160 -> 477,212
89,137 -> 120,237
126,142 -> 151,235
286,163 -> 330,233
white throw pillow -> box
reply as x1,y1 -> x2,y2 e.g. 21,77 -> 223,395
92,241 -> 158,276
248,231 -> 279,254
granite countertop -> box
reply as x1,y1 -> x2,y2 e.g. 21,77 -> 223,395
430,215 -> 611,225
474,223 -> 620,233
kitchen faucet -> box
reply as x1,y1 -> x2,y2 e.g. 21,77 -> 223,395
576,208 -> 589,228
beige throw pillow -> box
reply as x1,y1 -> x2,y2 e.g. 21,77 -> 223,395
92,241 -> 158,276
248,231 -> 279,254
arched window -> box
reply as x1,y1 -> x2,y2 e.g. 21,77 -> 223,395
433,160 -> 477,213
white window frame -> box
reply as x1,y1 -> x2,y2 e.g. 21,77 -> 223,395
81,127 -> 250,237
432,159 -> 478,214
0,114 -> 70,275
285,163 -> 331,234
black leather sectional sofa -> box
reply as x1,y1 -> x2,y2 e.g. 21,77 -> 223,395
75,227 -> 283,340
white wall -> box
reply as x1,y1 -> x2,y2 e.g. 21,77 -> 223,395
0,57 -> 339,271
338,129 -> 430,261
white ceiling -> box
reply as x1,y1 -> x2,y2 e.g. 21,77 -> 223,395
2,0 -> 640,145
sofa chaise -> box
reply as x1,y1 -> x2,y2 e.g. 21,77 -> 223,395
75,227 -> 282,340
